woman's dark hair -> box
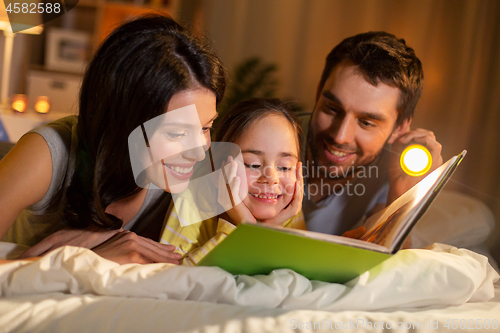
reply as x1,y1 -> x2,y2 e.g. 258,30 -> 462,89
63,15 -> 226,229
318,31 -> 423,125
215,98 -> 303,157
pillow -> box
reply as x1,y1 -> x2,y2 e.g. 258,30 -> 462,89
411,190 -> 495,249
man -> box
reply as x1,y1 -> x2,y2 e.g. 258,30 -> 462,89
303,31 -> 443,235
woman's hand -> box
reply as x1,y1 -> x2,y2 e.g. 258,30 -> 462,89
263,162 -> 304,226
92,231 -> 181,264
19,225 -> 181,265
18,225 -> 121,259
217,157 -> 256,225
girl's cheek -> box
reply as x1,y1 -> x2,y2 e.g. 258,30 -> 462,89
246,174 -> 259,193
282,176 -> 296,198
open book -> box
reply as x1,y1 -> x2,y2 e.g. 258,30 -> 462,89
197,151 -> 467,283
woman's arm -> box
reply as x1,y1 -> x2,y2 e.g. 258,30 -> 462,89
0,133 -> 52,239
0,133 -> 181,265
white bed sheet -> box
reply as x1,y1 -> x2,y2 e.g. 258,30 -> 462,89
0,242 -> 499,332
1,291 -> 499,333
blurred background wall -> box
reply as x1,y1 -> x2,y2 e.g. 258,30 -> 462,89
180,0 -> 500,262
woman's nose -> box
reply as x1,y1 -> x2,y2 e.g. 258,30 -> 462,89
184,145 -> 206,161
183,131 -> 208,161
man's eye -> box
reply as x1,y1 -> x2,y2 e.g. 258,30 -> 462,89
244,163 -> 261,170
325,105 -> 340,114
359,119 -> 375,128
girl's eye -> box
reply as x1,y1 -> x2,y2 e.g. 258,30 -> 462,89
244,163 -> 261,170
277,166 -> 292,171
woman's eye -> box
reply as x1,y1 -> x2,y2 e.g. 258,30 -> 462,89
244,163 -> 261,170
165,132 -> 187,140
202,127 -> 213,133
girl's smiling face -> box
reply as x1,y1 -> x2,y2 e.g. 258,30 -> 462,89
236,114 -> 299,221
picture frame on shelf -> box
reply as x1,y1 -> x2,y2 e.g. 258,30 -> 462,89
45,28 -> 91,74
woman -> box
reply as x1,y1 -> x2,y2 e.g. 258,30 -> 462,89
0,15 -> 225,264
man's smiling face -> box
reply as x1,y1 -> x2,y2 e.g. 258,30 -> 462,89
308,61 -> 409,179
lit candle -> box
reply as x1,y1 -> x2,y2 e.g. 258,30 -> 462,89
11,94 -> 27,113
35,96 -> 50,114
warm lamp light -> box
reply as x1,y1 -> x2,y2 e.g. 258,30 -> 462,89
400,144 -> 432,177
0,1 -> 43,110
11,94 -> 27,112
35,96 -> 50,113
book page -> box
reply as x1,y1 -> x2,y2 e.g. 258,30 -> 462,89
360,156 -> 458,251
250,223 -> 390,253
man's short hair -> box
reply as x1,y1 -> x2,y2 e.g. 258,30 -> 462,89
318,31 -> 424,125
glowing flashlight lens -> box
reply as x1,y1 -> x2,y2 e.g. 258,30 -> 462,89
400,144 -> 432,177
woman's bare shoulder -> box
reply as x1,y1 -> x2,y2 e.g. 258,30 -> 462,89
0,133 -> 53,237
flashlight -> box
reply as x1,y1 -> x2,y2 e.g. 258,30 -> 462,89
400,144 -> 432,177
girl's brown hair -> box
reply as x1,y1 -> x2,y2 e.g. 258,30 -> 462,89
215,98 -> 303,157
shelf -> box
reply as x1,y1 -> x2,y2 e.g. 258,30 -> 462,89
0,109 -> 74,143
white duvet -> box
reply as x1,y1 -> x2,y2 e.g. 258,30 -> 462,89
0,243 -> 497,312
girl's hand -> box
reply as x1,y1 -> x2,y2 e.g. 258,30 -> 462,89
264,162 -> 303,226
217,157 -> 256,225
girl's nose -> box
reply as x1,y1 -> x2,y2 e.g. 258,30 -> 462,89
257,167 -> 278,184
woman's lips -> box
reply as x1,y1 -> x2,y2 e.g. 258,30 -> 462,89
163,163 -> 195,181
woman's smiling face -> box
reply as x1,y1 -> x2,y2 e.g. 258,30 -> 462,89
144,88 -> 217,193
236,114 -> 299,221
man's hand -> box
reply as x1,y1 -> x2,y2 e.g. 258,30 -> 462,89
387,128 -> 443,204
92,231 -> 181,264
18,224 -> 121,259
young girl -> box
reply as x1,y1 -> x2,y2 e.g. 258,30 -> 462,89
161,98 -> 305,265
0,15 -> 226,265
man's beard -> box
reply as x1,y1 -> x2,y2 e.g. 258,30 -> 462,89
306,124 -> 388,180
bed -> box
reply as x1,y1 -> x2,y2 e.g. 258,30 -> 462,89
0,241 -> 499,333
1,143 -> 499,333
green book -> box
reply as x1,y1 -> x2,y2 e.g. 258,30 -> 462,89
197,151 -> 466,283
